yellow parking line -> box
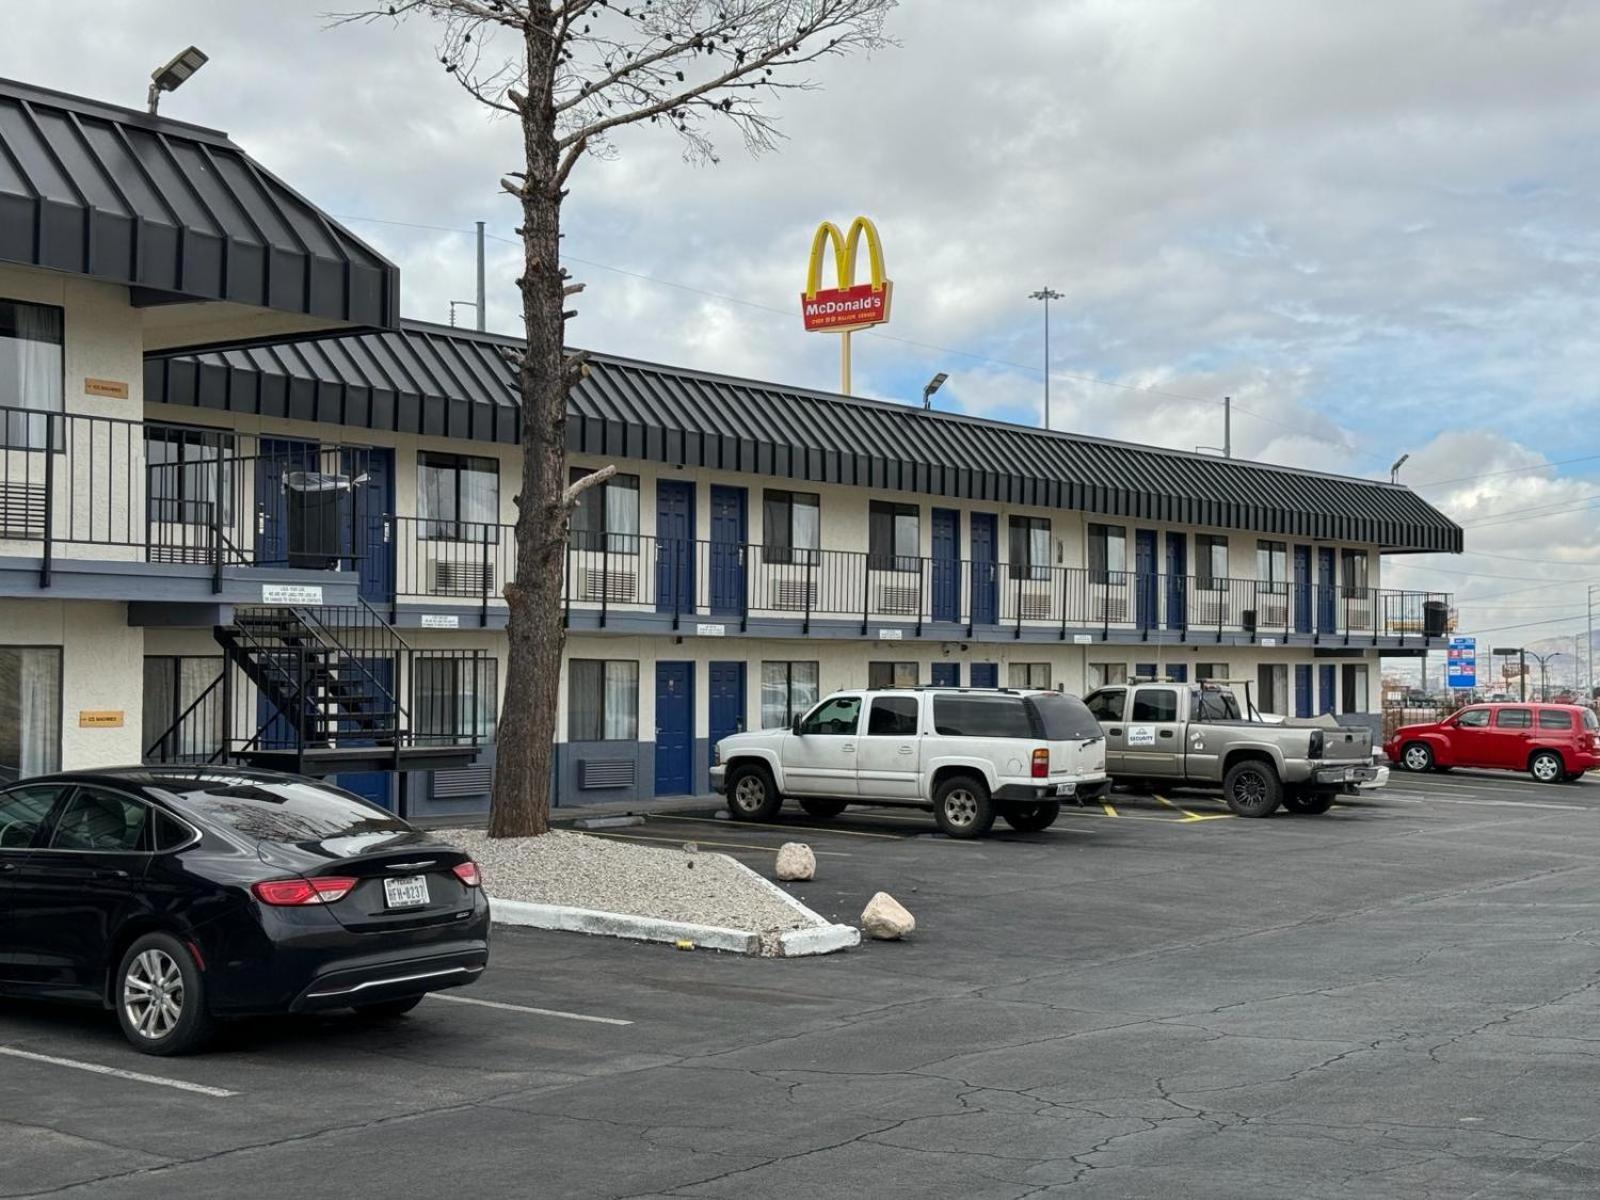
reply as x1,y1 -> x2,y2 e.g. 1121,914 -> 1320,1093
587,831 -> 853,856
1152,794 -> 1225,822
648,813 -> 906,840
1100,798 -> 1120,817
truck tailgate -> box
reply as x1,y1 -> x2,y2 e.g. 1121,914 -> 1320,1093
1319,727 -> 1372,763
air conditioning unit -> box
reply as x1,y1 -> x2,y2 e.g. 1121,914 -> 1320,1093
1260,600 -> 1288,629
771,579 -> 817,611
1018,587 -> 1053,622
1096,596 -> 1128,623
432,560 -> 495,597
576,566 -> 637,604
1346,601 -> 1374,631
0,481 -> 46,539
875,584 -> 920,616
1195,597 -> 1228,626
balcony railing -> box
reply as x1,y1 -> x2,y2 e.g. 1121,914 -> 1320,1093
388,521 -> 1449,643
2,405 -> 386,592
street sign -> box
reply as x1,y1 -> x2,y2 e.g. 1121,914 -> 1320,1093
1446,636 -> 1476,689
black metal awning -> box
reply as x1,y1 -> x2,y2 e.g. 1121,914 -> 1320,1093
0,78 -> 397,330
145,320 -> 1463,554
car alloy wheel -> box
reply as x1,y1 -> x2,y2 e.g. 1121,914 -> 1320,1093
1531,752 -> 1562,783
123,948 -> 185,1042
942,787 -> 979,828
732,773 -> 767,814
1402,744 -> 1432,772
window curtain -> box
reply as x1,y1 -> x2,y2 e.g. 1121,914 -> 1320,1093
1,301 -> 63,449
0,648 -> 61,778
603,662 -> 638,740
461,461 -> 499,532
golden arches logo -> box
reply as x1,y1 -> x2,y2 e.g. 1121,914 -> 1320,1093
800,215 -> 892,334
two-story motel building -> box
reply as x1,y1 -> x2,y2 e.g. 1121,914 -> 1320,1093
0,77 -> 1464,818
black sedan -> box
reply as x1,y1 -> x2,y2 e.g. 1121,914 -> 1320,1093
0,767 -> 490,1055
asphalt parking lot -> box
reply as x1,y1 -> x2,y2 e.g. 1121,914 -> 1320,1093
6,770 -> 1600,1199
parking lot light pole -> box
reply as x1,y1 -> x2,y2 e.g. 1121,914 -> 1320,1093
1587,584 -> 1600,700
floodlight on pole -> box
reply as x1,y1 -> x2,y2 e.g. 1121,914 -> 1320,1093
1028,287 -> 1063,430
922,372 -> 948,410
1389,453 -> 1410,484
147,46 -> 209,114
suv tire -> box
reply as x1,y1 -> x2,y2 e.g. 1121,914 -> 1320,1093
1282,790 -> 1335,815
1400,742 -> 1434,772
1529,750 -> 1564,784
798,799 -> 848,820
115,932 -> 214,1057
1002,801 -> 1061,832
726,763 -> 783,822
1222,760 -> 1283,818
932,774 -> 996,839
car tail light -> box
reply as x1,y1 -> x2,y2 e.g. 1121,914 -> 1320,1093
1031,748 -> 1049,778
251,876 -> 357,906
713,743 -> 722,767
1307,729 -> 1324,759
452,861 -> 482,888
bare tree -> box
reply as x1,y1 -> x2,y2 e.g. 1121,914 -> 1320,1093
334,1 -> 895,837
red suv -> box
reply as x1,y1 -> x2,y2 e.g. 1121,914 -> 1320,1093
1387,703 -> 1600,783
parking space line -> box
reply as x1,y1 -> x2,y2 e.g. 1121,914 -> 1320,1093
1100,798 -> 1120,817
1152,794 -> 1200,819
0,1046 -> 236,1097
590,830 -> 854,856
649,813 -> 905,840
427,993 -> 633,1025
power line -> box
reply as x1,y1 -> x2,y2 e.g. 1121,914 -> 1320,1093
1460,613 -> 1590,636
1411,452 -> 1600,490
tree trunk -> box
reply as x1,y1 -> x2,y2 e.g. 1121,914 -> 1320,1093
489,10 -> 566,839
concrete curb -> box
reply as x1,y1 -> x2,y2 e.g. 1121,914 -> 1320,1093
487,851 -> 860,958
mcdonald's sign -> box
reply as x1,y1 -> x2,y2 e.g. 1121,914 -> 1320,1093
800,216 -> 893,333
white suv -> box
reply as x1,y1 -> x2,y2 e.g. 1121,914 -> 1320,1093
709,688 -> 1109,838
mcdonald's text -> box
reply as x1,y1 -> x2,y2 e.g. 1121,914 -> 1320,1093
800,281 -> 893,332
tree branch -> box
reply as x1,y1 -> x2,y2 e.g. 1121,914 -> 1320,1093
562,464 -> 616,508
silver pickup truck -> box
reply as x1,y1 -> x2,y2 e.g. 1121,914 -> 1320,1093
1082,680 -> 1379,817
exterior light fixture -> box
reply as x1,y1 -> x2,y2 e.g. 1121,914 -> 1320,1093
1389,453 -> 1410,484
922,372 -> 949,409
147,46 -> 209,115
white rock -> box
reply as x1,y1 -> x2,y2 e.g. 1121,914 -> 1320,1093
775,842 -> 816,881
860,891 -> 915,940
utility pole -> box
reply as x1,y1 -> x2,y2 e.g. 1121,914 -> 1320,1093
1588,583 -> 1599,700
475,221 -> 486,332
1029,287 -> 1063,430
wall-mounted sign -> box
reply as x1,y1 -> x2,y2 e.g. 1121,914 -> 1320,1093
696,623 -> 726,637
84,377 -> 129,399
79,710 -> 124,728
421,614 -> 460,629
1072,633 -> 1092,645
801,216 -> 891,394
262,583 -> 324,605
878,628 -> 904,640
1260,637 -> 1277,647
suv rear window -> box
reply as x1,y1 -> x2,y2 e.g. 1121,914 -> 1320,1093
1026,693 -> 1103,740
934,696 -> 1033,738
1496,708 -> 1532,729
867,696 -> 919,736
164,777 -> 407,844
1586,710 -> 1599,731
1538,709 -> 1574,730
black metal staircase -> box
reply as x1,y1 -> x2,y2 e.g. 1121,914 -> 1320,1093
145,600 -> 488,779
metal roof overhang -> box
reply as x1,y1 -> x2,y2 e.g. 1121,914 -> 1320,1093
144,320 -> 1464,554
0,78 -> 399,346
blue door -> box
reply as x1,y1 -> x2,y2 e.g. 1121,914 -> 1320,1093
1165,532 -> 1187,630
970,662 -> 998,688
1293,545 -> 1313,634
343,446 -> 394,605
708,486 -> 746,615
335,656 -> 396,808
970,512 -> 998,625
1135,529 -> 1158,630
1316,548 -> 1337,633
655,481 -> 696,615
654,661 -> 694,796
708,661 -> 745,753
1318,664 -> 1337,714
1294,664 -> 1313,718
256,437 -> 319,567
930,508 -> 961,623
930,662 -> 960,687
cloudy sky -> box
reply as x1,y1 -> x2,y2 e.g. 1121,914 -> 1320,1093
11,0 -> 1600,685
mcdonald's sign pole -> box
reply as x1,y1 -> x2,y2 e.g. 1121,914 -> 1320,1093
800,216 -> 893,394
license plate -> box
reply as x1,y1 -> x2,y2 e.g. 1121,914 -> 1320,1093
383,875 -> 429,909
1055,782 -> 1075,796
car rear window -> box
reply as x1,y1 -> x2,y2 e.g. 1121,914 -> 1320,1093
1538,709 -> 1575,730
163,776 -> 407,844
934,696 -> 1033,738
1026,692 -> 1103,740
1586,710 -> 1599,731
1496,708 -> 1532,729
